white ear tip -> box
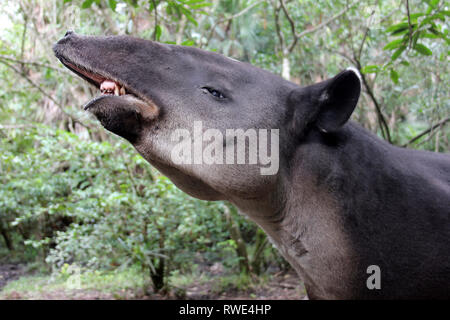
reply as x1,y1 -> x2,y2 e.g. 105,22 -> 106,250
346,67 -> 362,84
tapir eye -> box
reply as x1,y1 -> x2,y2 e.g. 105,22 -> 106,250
202,87 -> 226,99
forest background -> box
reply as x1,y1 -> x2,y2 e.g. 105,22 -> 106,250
0,0 -> 448,299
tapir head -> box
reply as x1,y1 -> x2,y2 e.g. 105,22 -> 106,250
53,32 -> 360,203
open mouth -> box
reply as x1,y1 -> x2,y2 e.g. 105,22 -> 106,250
59,58 -> 140,107
57,54 -> 159,122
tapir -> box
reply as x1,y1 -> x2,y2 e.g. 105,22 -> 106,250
53,31 -> 450,299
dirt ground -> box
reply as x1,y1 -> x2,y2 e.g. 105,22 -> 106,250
183,269 -> 305,300
0,263 -> 26,291
0,262 -> 305,300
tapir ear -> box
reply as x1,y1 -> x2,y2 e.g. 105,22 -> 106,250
288,68 -> 361,136
314,68 -> 361,132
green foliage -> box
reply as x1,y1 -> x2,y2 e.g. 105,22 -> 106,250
0,266 -> 147,299
211,272 -> 265,294
379,0 -> 448,83
0,123 -> 277,292
0,124 -> 245,283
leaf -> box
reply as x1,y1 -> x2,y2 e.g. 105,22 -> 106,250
420,16 -> 432,26
390,69 -> 399,84
154,25 -> 162,41
179,6 -> 198,26
428,27 -> 441,36
433,12 -> 446,21
383,39 -> 405,51
428,0 -> 439,9
408,13 -> 425,21
413,43 -> 432,56
360,65 -> 380,74
166,4 -> 172,15
184,0 -> 206,4
189,3 -> 212,9
390,27 -> 410,36
181,40 -> 195,46
108,0 -> 117,11
81,0 -> 94,9
391,45 -> 406,60
44,68 -> 53,80
421,13 -> 446,27
421,32 -> 439,39
126,0 -> 138,8
412,31 -> 421,47
386,22 -> 409,34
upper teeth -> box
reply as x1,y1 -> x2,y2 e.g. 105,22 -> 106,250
100,80 -> 126,96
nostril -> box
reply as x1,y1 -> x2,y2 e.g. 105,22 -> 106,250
64,30 -> 74,37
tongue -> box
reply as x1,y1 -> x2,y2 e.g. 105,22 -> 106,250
100,80 -> 125,95
100,80 -> 116,92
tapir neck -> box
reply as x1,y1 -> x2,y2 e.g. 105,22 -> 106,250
230,166 -> 353,299
232,122 -> 396,299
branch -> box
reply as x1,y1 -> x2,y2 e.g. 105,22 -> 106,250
0,55 -> 71,74
279,0 -> 297,52
0,59 -> 88,128
350,19 -> 392,143
357,26 -> 370,61
219,0 -> 265,22
357,10 -> 375,60
402,117 -> 449,147
97,6 -> 120,35
152,0 -> 158,41
273,0 -> 285,51
282,0 -> 359,53
297,1 -> 358,38
353,58 -> 392,142
331,50 -> 356,64
277,0 -> 360,53
206,0 -> 265,45
405,0 -> 413,49
360,68 -> 392,143
176,16 -> 187,45
20,12 -> 28,72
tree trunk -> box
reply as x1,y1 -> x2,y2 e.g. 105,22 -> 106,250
224,204 -> 250,274
0,224 -> 14,251
281,55 -> 291,81
150,258 -> 165,292
150,226 -> 166,292
251,228 -> 268,275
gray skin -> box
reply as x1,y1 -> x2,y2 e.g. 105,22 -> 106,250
54,31 -> 450,299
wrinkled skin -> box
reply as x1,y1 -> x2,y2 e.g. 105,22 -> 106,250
54,32 -> 450,299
